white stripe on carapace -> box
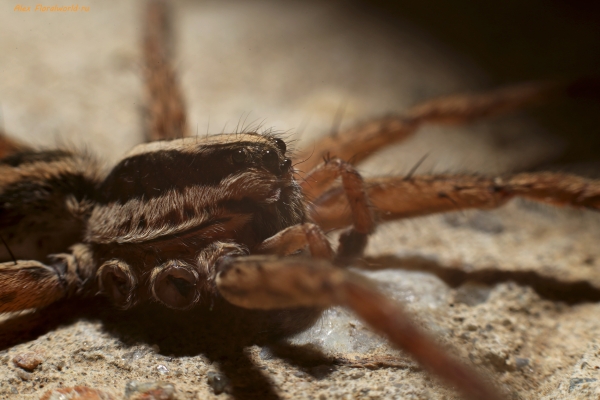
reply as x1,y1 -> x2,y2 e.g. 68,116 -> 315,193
123,133 -> 274,158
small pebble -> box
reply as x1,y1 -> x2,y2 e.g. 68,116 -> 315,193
40,386 -> 116,400
515,357 -> 530,369
207,371 -> 231,395
350,371 -> 365,379
125,381 -> 176,400
54,359 -> 66,371
259,347 -> 274,360
454,283 -> 491,306
569,377 -> 598,393
156,364 -> 169,375
12,352 -> 43,371
16,370 -> 32,381
122,349 -> 147,362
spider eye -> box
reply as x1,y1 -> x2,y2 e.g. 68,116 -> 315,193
262,149 -> 280,174
274,138 -> 286,154
98,261 -> 137,309
281,158 -> 292,171
232,148 -> 247,163
151,261 -> 200,310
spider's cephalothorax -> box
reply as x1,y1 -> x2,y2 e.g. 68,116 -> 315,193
1,133 -> 306,312
89,133 -> 303,310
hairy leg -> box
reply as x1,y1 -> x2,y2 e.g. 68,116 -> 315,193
143,0 -> 188,141
301,158 -> 374,263
310,172 -> 600,231
296,80 -> 573,172
255,223 -> 333,259
216,255 -> 505,400
0,245 -> 93,313
0,148 -> 101,313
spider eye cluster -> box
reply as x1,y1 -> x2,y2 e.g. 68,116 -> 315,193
232,148 -> 247,164
265,137 -> 292,176
274,138 -> 286,153
262,149 -> 279,172
230,138 -> 292,177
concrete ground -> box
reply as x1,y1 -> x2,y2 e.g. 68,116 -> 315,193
1,1 -> 599,399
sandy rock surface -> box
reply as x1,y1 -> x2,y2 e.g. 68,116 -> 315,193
1,0 -> 599,399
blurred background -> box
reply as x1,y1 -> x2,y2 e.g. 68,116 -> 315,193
1,0 -> 598,169
368,0 -> 600,164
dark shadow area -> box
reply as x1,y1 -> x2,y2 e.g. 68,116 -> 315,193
98,301 -> 324,399
265,342 -> 415,377
0,298 -> 105,351
363,254 -> 600,305
0,297 -> 326,400
263,342 -> 338,380
266,342 -> 335,370
363,0 -> 600,164
214,349 -> 281,400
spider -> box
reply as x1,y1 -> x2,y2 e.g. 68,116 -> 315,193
1,1 -> 599,399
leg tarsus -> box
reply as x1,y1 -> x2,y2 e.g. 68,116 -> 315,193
507,172 -> 600,209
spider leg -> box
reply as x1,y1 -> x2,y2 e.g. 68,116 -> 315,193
297,80 -> 568,172
0,248 -> 91,313
310,172 -> 600,230
143,0 -> 188,141
216,255 -> 505,400
255,223 -> 333,259
0,148 -> 100,314
0,261 -> 66,313
301,158 -> 375,263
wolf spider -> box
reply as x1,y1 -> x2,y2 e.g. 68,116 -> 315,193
1,1 -> 599,399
